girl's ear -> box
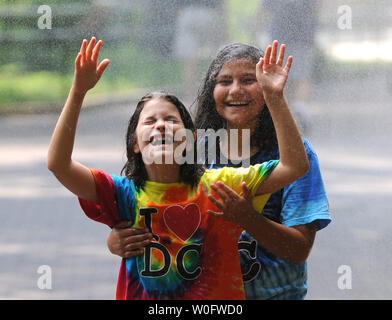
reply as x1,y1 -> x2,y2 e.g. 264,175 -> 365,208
133,139 -> 140,154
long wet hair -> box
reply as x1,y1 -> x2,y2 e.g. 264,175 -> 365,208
121,91 -> 204,188
193,43 -> 278,155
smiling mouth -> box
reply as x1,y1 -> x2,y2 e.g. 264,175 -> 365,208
149,136 -> 174,146
225,101 -> 250,107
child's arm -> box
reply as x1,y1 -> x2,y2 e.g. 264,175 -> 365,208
208,181 -> 318,264
107,221 -> 153,258
47,37 -> 110,203
255,41 -> 309,195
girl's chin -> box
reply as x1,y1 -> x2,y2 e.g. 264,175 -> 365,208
141,143 -> 187,164
225,115 -> 258,128
142,151 -> 184,165
226,118 -> 252,128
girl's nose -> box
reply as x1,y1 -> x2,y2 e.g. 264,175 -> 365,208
229,80 -> 243,95
155,119 -> 166,131
155,119 -> 173,132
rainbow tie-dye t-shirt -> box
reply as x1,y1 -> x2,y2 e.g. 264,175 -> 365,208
78,160 -> 278,300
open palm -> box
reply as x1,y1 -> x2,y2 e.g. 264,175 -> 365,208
73,37 -> 110,95
256,40 -> 293,97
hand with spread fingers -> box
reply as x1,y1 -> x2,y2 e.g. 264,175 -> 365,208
73,37 -> 110,96
256,40 -> 293,98
207,181 -> 257,227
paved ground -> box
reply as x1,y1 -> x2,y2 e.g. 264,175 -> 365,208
0,75 -> 391,299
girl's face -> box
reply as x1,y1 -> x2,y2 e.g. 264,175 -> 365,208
213,58 -> 265,132
133,98 -> 187,164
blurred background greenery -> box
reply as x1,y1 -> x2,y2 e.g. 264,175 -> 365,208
0,0 -> 391,112
0,0 -> 185,111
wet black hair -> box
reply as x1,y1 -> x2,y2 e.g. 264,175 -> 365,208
121,91 -> 204,188
193,43 -> 278,155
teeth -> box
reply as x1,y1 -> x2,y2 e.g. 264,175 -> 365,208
227,101 -> 249,106
150,137 -> 173,146
151,140 -> 163,146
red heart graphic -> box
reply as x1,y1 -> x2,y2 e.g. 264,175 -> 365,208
163,203 -> 201,242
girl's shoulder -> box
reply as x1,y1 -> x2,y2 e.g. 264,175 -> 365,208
201,166 -> 230,179
110,174 -> 139,194
202,160 -> 278,181
249,137 -> 316,165
301,136 -> 317,155
110,174 -> 128,186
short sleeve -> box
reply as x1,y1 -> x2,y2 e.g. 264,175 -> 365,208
110,174 -> 138,224
281,139 -> 331,230
229,160 -> 279,195
202,160 -> 278,197
78,168 -> 121,228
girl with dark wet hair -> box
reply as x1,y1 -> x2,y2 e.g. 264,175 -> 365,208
108,41 -> 330,300
194,41 -> 331,300
47,37 -> 308,299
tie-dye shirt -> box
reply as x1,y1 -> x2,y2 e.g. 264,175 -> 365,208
78,160 -> 278,300
209,137 -> 330,299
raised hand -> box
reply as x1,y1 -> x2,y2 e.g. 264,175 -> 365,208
256,40 -> 293,98
73,37 -> 110,95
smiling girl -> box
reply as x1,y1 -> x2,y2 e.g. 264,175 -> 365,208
47,37 -> 308,299
194,42 -> 331,299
